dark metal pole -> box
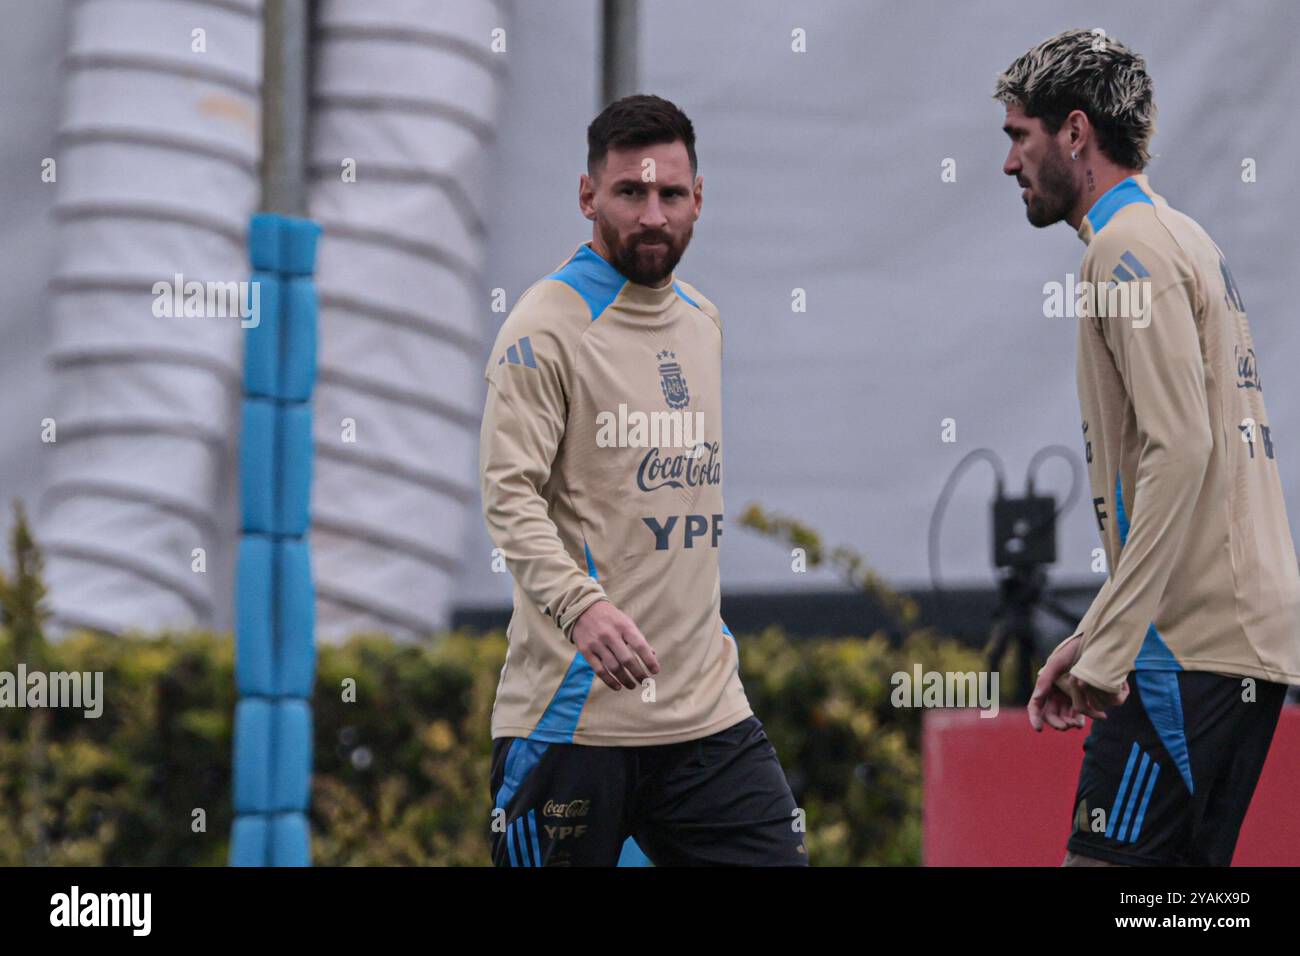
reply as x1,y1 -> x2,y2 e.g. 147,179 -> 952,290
601,0 -> 639,107
261,0 -> 311,215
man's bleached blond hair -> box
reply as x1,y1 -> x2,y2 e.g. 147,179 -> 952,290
994,28 -> 1156,170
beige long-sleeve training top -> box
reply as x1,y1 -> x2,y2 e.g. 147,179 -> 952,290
1069,175 -> 1300,693
480,242 -> 751,745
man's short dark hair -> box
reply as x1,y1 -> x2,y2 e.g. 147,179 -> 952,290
587,94 -> 697,177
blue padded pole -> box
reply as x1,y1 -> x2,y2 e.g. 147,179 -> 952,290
231,213 -> 321,866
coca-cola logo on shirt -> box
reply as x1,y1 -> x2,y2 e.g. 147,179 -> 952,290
637,441 -> 721,492
543,799 -> 591,818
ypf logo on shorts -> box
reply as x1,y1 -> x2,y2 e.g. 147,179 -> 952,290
543,798 -> 591,819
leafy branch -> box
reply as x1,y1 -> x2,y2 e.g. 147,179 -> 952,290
739,503 -> 920,632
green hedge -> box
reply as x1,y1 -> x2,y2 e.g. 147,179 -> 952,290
0,624 -> 996,866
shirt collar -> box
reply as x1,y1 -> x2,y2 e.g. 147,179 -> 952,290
1076,174 -> 1156,244
575,242 -> 677,309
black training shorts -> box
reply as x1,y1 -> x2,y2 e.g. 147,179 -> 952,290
489,715 -> 808,866
1066,669 -> 1286,866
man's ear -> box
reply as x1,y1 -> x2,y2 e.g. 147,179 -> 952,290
579,172 -> 597,221
1065,109 -> 1091,155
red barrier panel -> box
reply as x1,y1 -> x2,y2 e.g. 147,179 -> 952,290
922,705 -> 1300,866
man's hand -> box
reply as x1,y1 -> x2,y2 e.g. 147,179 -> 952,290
1028,634 -> 1130,732
571,600 -> 660,691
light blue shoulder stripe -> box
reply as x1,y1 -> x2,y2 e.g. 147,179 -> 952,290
548,244 -> 626,321
1086,177 -> 1154,235
673,281 -> 701,310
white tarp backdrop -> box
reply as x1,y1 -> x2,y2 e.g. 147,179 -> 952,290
2,0 -> 1298,637
28,0 -> 261,635
457,0 -> 1300,610
306,0 -> 504,639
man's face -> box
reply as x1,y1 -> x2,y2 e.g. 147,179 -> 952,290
580,140 -> 701,286
1002,103 -> 1077,228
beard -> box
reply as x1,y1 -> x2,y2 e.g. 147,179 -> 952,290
598,216 -> 691,286
1024,142 -> 1078,228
